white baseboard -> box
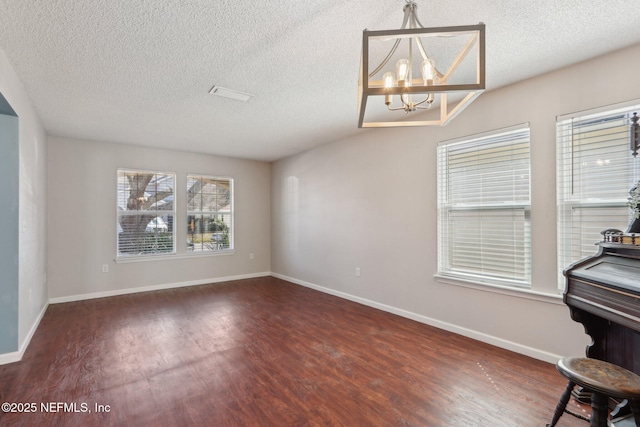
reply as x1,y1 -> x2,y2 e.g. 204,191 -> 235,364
0,350 -> 20,365
0,301 -> 49,365
49,271 -> 272,304
271,272 -> 562,364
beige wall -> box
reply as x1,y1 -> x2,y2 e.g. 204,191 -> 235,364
47,137 -> 271,299
271,43 -> 640,362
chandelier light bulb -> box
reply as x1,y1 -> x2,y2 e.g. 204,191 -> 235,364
383,72 -> 395,88
421,58 -> 435,85
396,59 -> 410,85
383,72 -> 395,105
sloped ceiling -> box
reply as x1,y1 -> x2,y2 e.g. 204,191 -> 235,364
0,0 -> 639,161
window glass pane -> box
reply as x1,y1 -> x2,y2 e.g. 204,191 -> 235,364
448,141 -> 530,205
564,119 -> 632,201
446,209 -> 529,283
187,214 -> 232,252
569,206 -> 628,260
119,215 -> 174,255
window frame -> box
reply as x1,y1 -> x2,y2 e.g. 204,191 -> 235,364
437,124 -> 532,289
186,174 -> 234,254
556,101 -> 640,290
116,168 -> 177,259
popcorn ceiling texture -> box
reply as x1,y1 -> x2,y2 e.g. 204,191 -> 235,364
0,0 -> 638,161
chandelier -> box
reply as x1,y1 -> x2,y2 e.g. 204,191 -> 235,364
358,1 -> 485,128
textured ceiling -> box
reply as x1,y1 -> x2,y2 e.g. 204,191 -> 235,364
1,0 -> 640,161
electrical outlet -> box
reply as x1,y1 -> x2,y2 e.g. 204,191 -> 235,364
102,264 -> 109,273
355,267 -> 361,277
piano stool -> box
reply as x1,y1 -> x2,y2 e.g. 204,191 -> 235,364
547,357 -> 640,427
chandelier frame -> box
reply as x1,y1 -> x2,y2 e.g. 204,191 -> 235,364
358,18 -> 485,128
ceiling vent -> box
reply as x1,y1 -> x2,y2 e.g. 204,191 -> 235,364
209,86 -> 253,102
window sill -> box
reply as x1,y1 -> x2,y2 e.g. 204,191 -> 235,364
434,274 -> 564,305
116,250 -> 235,263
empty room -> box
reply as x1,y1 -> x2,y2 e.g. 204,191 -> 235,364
2,1 -> 640,426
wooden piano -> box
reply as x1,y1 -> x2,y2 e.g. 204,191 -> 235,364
564,229 -> 640,421
564,229 -> 640,373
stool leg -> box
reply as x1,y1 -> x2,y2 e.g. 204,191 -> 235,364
589,392 -> 608,427
548,380 -> 575,427
629,399 -> 640,427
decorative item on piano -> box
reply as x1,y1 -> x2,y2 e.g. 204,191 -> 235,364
599,184 -> 640,244
627,181 -> 640,233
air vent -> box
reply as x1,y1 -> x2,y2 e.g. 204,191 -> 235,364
209,86 -> 253,102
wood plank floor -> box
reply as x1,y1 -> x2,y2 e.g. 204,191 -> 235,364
0,276 -> 588,426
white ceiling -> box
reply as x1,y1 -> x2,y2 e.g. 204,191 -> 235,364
1,0 -> 639,162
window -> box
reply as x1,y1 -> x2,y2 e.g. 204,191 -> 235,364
437,126 -> 531,288
556,102 -> 640,289
117,169 -> 175,257
187,175 -> 233,252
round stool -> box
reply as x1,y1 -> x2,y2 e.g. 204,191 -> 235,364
548,357 -> 640,427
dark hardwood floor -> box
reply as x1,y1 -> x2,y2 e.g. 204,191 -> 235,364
0,276 -> 587,426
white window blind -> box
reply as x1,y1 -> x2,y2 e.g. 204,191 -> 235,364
117,169 -> 176,257
556,103 -> 640,289
437,126 -> 531,288
187,175 -> 234,252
